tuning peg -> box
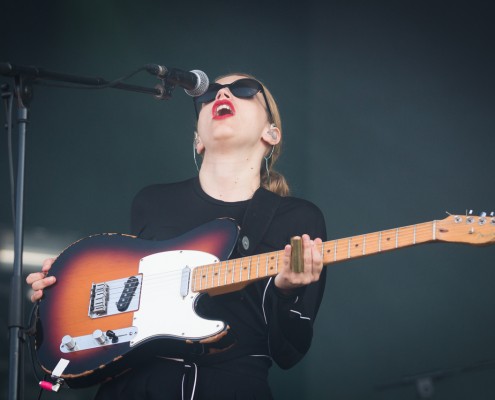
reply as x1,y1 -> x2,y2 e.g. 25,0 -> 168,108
480,211 -> 487,217
468,210 -> 473,215
490,212 -> 494,217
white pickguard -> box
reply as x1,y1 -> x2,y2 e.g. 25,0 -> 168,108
130,250 -> 224,346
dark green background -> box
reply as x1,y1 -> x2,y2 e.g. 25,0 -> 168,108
1,1 -> 495,399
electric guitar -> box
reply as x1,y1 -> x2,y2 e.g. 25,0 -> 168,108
35,213 -> 495,388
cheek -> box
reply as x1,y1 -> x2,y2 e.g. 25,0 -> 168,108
249,96 -> 271,123
241,102 -> 269,130
197,109 -> 210,133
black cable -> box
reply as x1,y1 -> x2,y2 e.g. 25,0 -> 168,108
25,302 -> 43,382
34,66 -> 148,90
26,303 -> 47,399
1,65 -> 154,398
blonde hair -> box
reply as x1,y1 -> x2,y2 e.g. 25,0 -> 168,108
212,73 -> 290,197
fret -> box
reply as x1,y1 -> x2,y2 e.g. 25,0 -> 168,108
209,264 -> 214,289
214,264 -> 218,288
381,229 -> 396,251
201,265 -> 206,289
211,264 -> 215,288
223,260 -> 228,286
200,265 -> 205,290
202,265 -> 208,289
217,262 -> 222,287
210,264 -> 213,289
189,216 -> 461,294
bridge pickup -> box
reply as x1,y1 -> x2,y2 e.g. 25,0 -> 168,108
89,275 -> 143,318
117,276 -> 139,311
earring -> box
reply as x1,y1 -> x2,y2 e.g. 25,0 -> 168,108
266,124 -> 277,140
193,133 -> 202,172
194,132 -> 200,146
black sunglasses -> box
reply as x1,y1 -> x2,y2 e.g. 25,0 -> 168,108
193,78 -> 274,122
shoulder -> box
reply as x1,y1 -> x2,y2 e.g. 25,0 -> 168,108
278,195 -> 325,222
267,193 -> 327,243
130,178 -> 198,238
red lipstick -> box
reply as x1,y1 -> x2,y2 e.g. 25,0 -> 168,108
212,100 -> 236,120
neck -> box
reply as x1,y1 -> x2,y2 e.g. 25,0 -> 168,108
198,151 -> 262,202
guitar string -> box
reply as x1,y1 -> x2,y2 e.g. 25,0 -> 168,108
100,250 -> 282,295
95,222 -> 443,296
103,222 -> 440,295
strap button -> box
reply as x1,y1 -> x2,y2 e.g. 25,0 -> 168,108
241,236 -> 250,250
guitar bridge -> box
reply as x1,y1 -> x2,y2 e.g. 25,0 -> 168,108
89,275 -> 143,318
90,283 -> 109,315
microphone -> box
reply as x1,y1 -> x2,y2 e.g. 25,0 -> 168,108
145,64 -> 209,97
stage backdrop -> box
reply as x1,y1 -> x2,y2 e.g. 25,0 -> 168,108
1,1 -> 494,399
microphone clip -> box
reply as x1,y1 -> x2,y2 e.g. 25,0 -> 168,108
154,78 -> 175,100
145,64 -> 175,100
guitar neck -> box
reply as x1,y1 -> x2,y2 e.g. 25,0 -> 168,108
192,220 -> 439,294
321,220 -> 437,265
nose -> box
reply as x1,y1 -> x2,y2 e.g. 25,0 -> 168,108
215,87 -> 232,100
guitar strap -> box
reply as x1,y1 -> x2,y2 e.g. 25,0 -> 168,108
189,188 -> 282,362
237,187 -> 282,256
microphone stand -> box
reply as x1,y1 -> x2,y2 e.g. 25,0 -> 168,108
0,62 -> 177,400
6,74 -> 30,400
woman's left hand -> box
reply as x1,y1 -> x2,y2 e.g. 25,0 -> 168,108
274,234 -> 324,294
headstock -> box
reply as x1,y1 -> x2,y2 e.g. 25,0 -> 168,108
436,211 -> 495,246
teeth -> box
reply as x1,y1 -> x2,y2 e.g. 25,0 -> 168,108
216,104 -> 232,116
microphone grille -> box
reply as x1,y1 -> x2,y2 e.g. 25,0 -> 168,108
185,70 -> 209,97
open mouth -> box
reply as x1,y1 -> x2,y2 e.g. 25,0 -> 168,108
212,100 -> 235,119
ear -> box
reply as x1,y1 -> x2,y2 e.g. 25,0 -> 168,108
194,132 -> 205,154
261,124 -> 281,146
